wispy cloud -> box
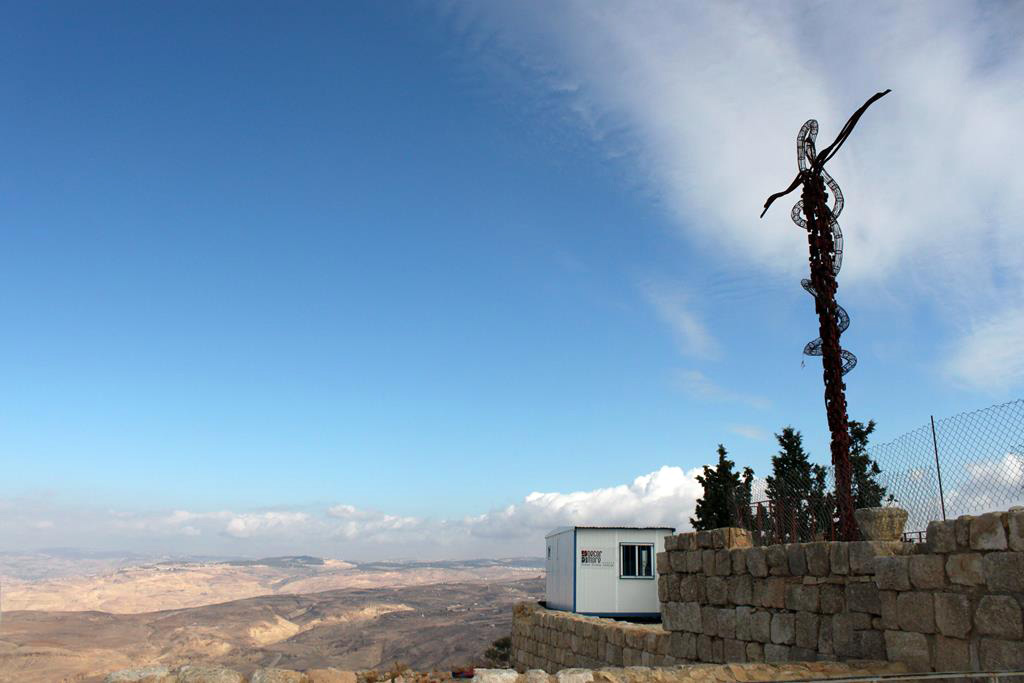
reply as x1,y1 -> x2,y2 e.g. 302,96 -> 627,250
451,1 -> 1024,394
945,307 -> 1024,392
730,424 -> 772,441
674,369 -> 770,410
640,279 -> 718,359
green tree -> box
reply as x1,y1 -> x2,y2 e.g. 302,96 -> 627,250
765,427 -> 831,542
690,444 -> 755,531
848,419 -> 892,508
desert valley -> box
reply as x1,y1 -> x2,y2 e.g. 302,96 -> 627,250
0,551 -> 544,682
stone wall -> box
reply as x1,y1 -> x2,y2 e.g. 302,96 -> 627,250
658,509 -> 1023,672
511,602 -> 675,671
513,508 -> 1024,674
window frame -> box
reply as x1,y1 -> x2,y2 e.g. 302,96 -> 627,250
618,542 -> 655,579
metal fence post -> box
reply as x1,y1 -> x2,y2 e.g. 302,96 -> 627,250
930,415 -> 947,521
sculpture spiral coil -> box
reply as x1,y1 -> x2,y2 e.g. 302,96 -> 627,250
792,120 -> 857,375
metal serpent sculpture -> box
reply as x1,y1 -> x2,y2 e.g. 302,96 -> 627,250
761,89 -> 890,540
792,119 -> 857,376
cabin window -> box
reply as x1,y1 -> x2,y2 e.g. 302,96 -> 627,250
619,543 -> 654,578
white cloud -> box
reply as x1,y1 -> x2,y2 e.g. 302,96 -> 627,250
224,512 -> 311,538
945,307 -> 1024,391
674,369 -> 770,410
640,280 -> 718,359
326,505 -> 426,542
465,465 -> 705,539
451,1 -> 1024,393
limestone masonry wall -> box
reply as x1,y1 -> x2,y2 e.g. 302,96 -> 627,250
512,508 -> 1024,674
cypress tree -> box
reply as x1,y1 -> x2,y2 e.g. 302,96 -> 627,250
765,427 -> 831,541
691,444 -> 754,531
848,419 -> 891,508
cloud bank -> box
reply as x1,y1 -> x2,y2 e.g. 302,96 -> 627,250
1,466 -> 705,559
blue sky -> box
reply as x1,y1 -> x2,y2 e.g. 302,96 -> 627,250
1,2 -> 1021,559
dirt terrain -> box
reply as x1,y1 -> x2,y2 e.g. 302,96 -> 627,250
0,555 -> 543,682
1,554 -> 541,613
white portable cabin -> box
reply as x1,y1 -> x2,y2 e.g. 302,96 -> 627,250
545,526 -> 674,618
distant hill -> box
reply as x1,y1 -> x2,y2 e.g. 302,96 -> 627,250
218,556 -> 326,568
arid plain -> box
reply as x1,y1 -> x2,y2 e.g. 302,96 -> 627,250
0,552 -> 543,682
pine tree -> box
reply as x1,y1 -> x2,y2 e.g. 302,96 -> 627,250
848,419 -> 891,508
690,444 -> 755,531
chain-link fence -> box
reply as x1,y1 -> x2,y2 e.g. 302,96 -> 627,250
730,399 -> 1024,545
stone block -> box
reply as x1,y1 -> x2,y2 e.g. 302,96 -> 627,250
971,512 -> 1008,550
785,584 -> 819,612
746,642 -> 764,662
786,543 -> 807,575
715,549 -> 732,576
909,554 -> 946,589
926,520 -> 957,553
686,550 -> 703,573
712,636 -> 725,663
664,534 -> 679,552
711,528 -> 727,549
856,507 -> 909,541
701,606 -> 719,637
747,547 -> 768,577
717,608 -> 736,639
728,575 -> 752,606
832,613 -> 870,657
980,638 -> 1024,670
759,577 -> 786,609
697,530 -> 714,549
845,582 -> 881,615
681,532 -> 699,550
820,583 -> 845,614
849,540 -> 904,574
706,577 -> 729,605
830,542 -> 849,575
976,595 -> 1023,640
723,638 -> 746,663
1009,509 -> 1024,551
730,548 -> 748,574
657,576 -> 670,603
884,630 -> 931,671
794,612 -> 819,650
735,605 -> 754,641
702,549 -> 716,575
897,591 -> 935,633
984,552 -> 1024,592
678,575 -> 705,602
657,551 -> 671,575
818,616 -> 833,655
766,545 -> 788,576
763,644 -> 790,662
726,527 -> 753,549
805,542 -> 830,576
874,556 -> 911,590
932,635 -> 970,672
669,551 -> 687,573
697,634 -> 713,662
955,515 -> 973,549
934,592 -> 971,639
946,553 -> 985,586
771,613 -> 795,645
856,630 -> 886,660
750,610 -> 772,644
670,631 -> 696,660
